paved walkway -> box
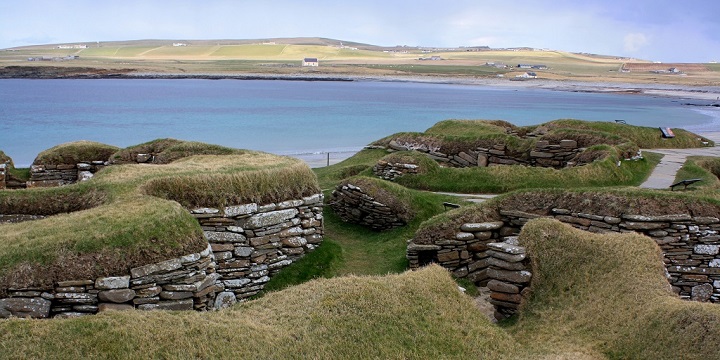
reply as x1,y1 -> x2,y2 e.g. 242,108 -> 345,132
640,132 -> 720,189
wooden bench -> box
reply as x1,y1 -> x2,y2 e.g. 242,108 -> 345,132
443,202 -> 461,210
670,178 -> 701,191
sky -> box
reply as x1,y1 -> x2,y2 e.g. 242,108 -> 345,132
1,0 -> 719,63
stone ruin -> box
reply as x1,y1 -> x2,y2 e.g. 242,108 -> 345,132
330,183 -> 409,231
408,209 -> 720,320
0,195 -> 325,319
383,138 -> 589,169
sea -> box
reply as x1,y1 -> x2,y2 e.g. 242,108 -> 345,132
1,78 -> 719,167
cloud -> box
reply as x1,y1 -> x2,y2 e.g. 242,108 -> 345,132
623,33 -> 648,53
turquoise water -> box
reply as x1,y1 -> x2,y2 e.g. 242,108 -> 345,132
1,79 -> 718,167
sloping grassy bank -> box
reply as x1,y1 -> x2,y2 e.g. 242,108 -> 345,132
0,266 -> 525,360
0,141 -> 319,293
512,219 -> 720,359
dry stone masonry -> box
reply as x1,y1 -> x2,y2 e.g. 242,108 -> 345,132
27,161 -> 107,188
330,183 -> 407,231
0,163 -> 5,190
0,194 -> 324,319
385,139 -> 587,169
408,209 -> 720,319
1,245 -> 215,319
373,160 -> 419,181
191,194 -> 324,307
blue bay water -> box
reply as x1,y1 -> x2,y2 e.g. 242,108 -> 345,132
1,79 -> 718,167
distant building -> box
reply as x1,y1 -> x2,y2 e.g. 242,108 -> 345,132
517,64 -> 533,69
302,57 -> 319,67
515,72 -> 537,79
173,43 -> 187,47
57,44 -> 87,49
531,64 -> 548,70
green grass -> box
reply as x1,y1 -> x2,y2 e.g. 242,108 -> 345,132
358,63 -> 508,76
545,119 -> 714,148
262,240 -> 343,293
209,44 -> 286,57
314,148 -> 388,190
424,119 -> 516,136
673,156 -> 720,196
110,138 -> 241,164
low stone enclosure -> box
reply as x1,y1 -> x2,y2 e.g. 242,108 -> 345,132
408,193 -> 720,320
383,138 -> 590,169
0,196 -> 324,319
329,177 -> 414,231
0,139 -> 324,319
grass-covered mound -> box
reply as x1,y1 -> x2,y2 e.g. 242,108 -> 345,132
0,141 -> 319,294
543,119 -> 713,148
0,266 -> 525,359
111,138 -> 241,164
33,140 -> 120,165
512,219 -> 720,358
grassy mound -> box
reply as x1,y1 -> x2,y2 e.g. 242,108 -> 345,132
111,138 -> 241,164
0,266 -> 524,359
0,141 -> 319,293
513,219 -> 720,358
33,141 -> 120,165
543,119 -> 713,148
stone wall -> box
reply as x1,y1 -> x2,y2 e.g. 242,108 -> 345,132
408,209 -> 720,319
191,194 -> 324,307
0,194 -> 325,318
0,245 -> 215,319
373,161 -> 419,181
0,163 -> 5,190
387,139 -> 586,169
330,183 -> 407,231
27,161 -> 107,188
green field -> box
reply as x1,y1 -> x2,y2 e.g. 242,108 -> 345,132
4,38 -> 718,85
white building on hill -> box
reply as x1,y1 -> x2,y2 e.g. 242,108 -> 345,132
302,58 -> 319,67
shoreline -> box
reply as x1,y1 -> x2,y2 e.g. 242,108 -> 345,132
2,67 -> 720,101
